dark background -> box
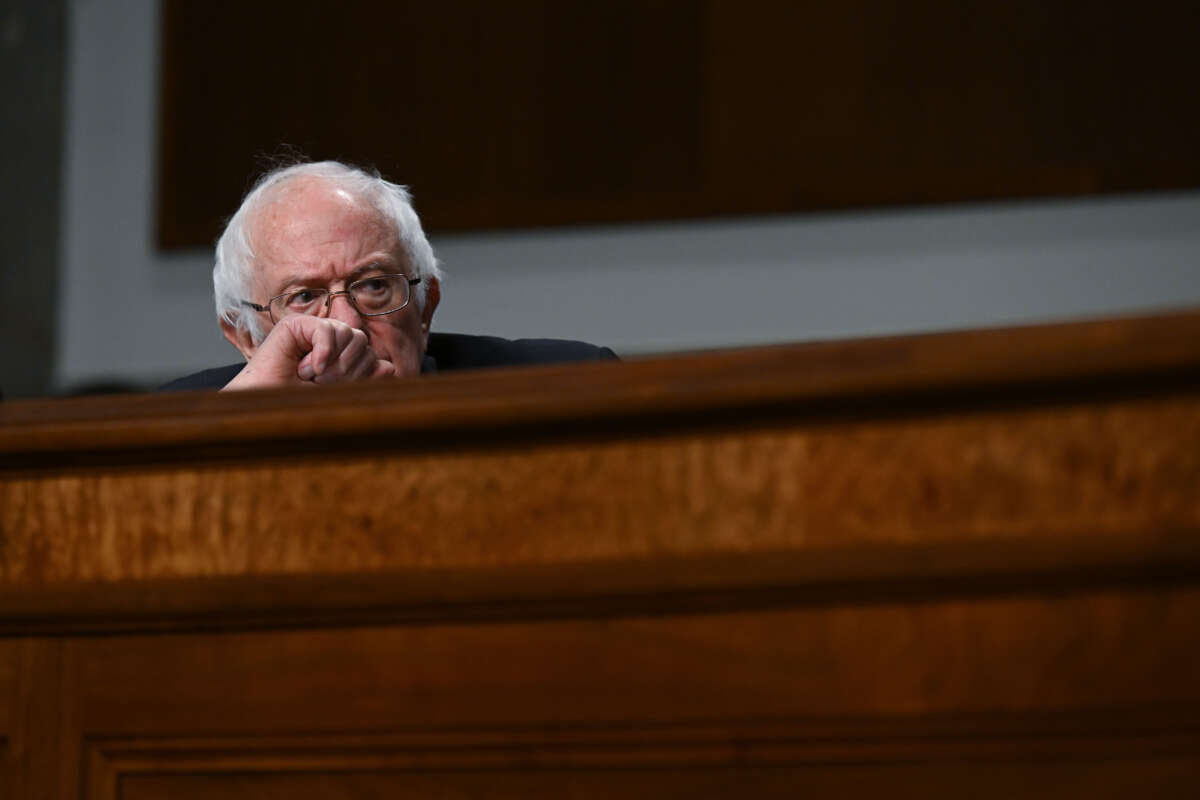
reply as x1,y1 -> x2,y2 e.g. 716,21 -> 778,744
158,0 -> 1200,247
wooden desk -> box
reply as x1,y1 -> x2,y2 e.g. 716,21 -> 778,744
3,311 -> 1200,798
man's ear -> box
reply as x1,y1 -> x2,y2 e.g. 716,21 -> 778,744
419,278 -> 440,348
221,318 -> 259,361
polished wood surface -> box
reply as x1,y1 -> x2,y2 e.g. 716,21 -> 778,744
5,307 -> 1200,458
3,310 -> 1200,797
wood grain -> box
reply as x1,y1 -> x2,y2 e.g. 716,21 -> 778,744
3,309 -> 1200,797
0,641 -> 11,800
68,593 -> 1200,729
1,396 -> 1197,588
2,309 -> 1199,628
112,761 -> 1200,800
91,709 -> 1200,799
3,640 -> 76,800
2,308 -> 1199,461
71,589 -> 1200,797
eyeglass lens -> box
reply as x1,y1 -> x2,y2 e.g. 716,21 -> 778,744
271,275 -> 410,319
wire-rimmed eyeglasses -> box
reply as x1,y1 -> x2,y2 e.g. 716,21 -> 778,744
242,274 -> 421,323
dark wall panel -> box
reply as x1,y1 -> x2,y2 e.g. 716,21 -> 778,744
1,0 -> 65,398
157,0 -> 1199,247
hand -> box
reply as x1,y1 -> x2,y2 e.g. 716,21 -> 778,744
221,316 -> 394,391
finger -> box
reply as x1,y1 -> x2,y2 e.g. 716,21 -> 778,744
315,319 -> 358,377
337,333 -> 391,383
345,340 -> 381,382
333,354 -> 375,384
307,323 -> 333,378
331,321 -> 357,359
312,321 -> 345,381
369,359 -> 395,379
296,352 -> 314,381
313,329 -> 370,385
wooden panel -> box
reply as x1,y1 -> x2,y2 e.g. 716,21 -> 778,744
109,761 -> 1200,800
69,594 -> 1200,730
0,641 -> 13,732
88,715 -> 1200,799
1,396 -> 1198,587
156,0 -> 704,245
0,641 -> 12,800
4,310 -> 1200,797
2,640 -> 76,800
157,0 -> 1200,246
70,590 -> 1200,797
1,310 -> 1199,635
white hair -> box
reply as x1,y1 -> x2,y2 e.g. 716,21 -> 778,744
213,160 -> 443,343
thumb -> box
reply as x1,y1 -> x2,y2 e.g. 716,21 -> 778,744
369,358 -> 396,379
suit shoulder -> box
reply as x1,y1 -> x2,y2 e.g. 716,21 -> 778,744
159,363 -> 244,392
427,333 -> 617,371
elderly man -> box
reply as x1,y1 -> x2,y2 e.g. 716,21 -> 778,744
163,161 -> 614,391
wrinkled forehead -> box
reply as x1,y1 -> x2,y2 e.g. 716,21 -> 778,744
247,177 -> 401,271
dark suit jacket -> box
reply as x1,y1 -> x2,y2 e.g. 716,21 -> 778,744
159,332 -> 618,391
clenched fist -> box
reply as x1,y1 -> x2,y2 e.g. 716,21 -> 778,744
222,315 -> 394,391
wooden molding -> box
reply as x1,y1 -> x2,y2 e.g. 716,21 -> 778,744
3,308 -> 1200,467
2,529 -> 1200,636
85,708 -> 1200,798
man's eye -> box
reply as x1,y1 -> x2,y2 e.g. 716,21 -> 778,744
286,290 -> 318,306
359,278 -> 387,293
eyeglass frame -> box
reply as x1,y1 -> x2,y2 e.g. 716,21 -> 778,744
241,274 -> 422,323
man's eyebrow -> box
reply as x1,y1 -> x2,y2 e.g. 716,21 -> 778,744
346,257 -> 397,280
275,273 -> 309,289
273,256 -> 399,290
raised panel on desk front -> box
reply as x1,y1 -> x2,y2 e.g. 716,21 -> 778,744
1,639 -> 79,800
0,640 -> 15,800
74,588 -> 1200,798
106,758 -> 1200,800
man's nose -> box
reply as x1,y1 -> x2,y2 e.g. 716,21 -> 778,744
324,291 -> 363,325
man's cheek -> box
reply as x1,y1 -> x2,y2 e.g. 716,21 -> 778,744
390,344 -> 423,378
